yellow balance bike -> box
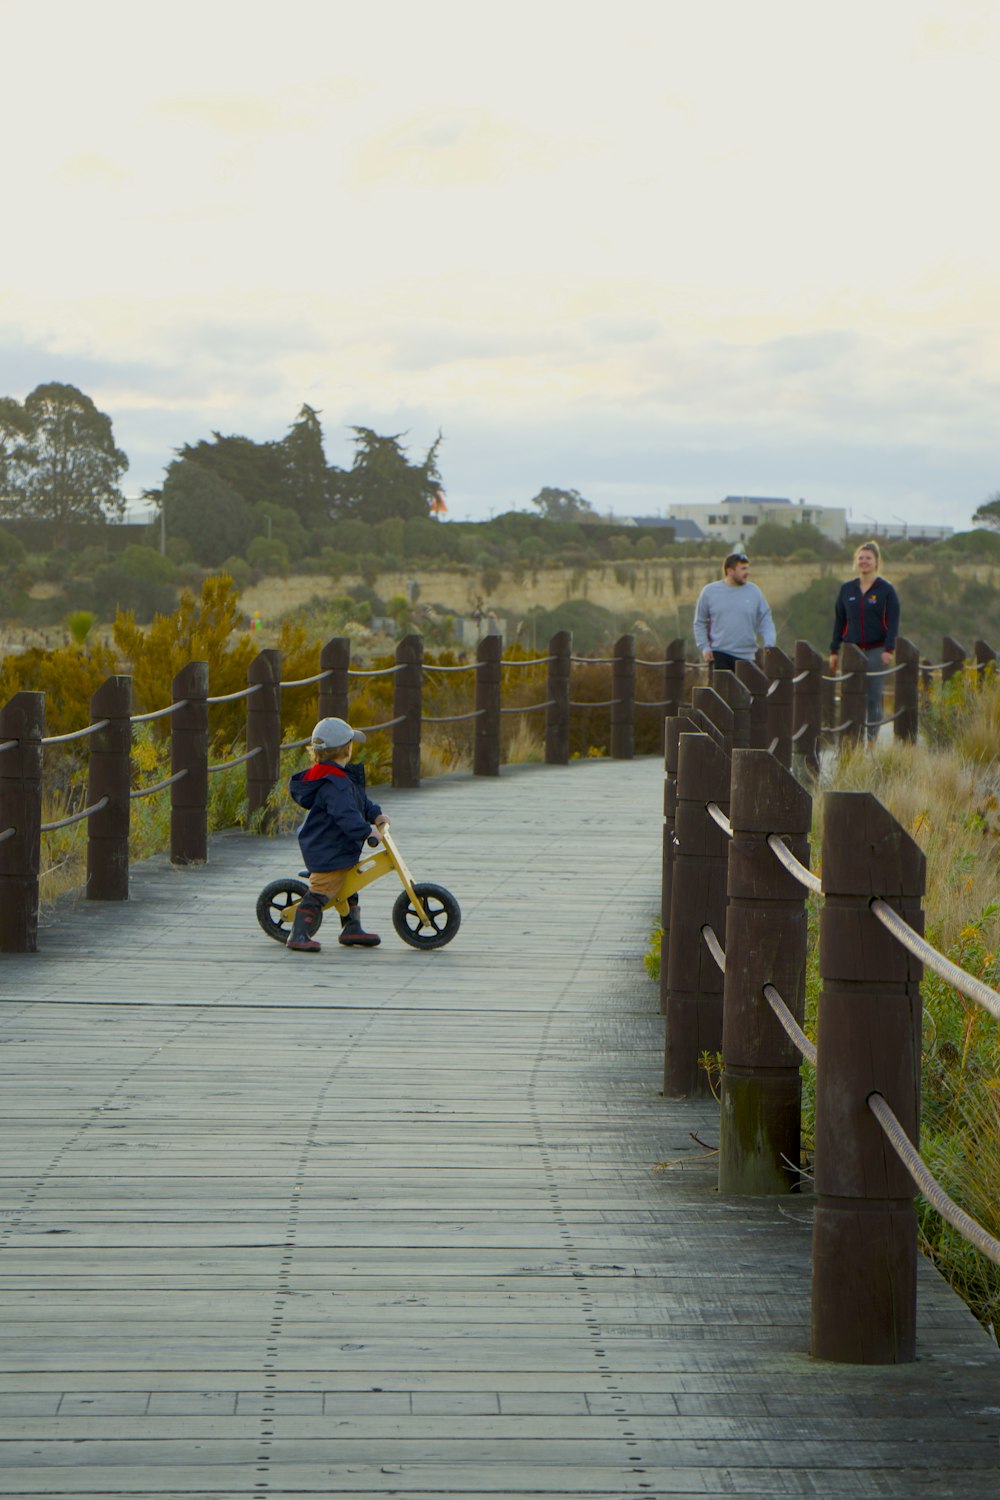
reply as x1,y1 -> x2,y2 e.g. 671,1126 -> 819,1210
255,827 -> 461,951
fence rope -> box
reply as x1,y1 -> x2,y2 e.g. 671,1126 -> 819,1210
635,698 -> 675,708
866,662 -> 904,679
347,664 -> 407,678
206,683 -> 263,705
207,745 -> 263,774
359,714 -> 408,732
40,795 -> 110,833
42,719 -> 110,746
423,708 -> 487,724
870,898 -> 1000,1022
790,722 -> 810,743
131,700 -> 190,723
130,769 -> 189,800
766,834 -> 822,894
705,801 -> 733,838
280,669 -> 333,689
0,826 -> 16,844
867,1093 -> 1000,1267
701,923 -> 727,973
568,698 -> 621,708
791,669 -> 811,684
423,661 -> 484,673
499,699 -> 557,715
570,655 -> 616,664
823,719 -> 854,735
500,657 -> 555,668
762,983 -> 818,1065
0,739 -> 18,754
822,671 -> 851,683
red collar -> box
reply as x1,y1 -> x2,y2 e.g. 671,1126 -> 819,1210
303,761 -> 349,781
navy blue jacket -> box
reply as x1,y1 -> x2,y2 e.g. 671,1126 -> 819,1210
830,576 -> 900,654
288,760 -> 382,872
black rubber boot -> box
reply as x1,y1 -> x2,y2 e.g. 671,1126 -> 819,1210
286,893 -> 324,952
339,899 -> 380,948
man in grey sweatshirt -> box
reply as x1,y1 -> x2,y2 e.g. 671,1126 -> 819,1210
693,552 -> 776,671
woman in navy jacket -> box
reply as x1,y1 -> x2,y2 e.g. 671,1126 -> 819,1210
829,540 -> 900,743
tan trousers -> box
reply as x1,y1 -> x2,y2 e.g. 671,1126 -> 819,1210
308,869 -> 350,901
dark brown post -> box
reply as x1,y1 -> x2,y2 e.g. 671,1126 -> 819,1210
812,791 -> 925,1364
0,692 -> 44,952
171,662 -> 208,865
660,714 -> 696,1016
247,649 -> 282,826
664,731 -> 731,1097
474,633 -> 502,776
710,670 -> 751,749
973,639 -> 996,687
839,642 -> 867,745
894,637 -> 919,743
793,641 -> 823,777
735,658 -> 769,749
692,685 -> 734,753
610,633 -> 635,759
764,646 -> 794,767
719,750 -> 812,1195
318,637 -> 350,722
545,630 -> 571,765
392,633 -> 423,789
86,676 -> 132,902
663,638 -> 686,718
941,636 -> 966,686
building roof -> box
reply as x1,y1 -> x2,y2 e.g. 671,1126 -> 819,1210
630,516 -> 705,539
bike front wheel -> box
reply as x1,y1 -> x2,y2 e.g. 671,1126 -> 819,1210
256,878 -> 318,944
391,882 -> 461,950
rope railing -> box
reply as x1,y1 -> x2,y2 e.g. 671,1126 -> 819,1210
131,700 -> 189,724
346,663 -> 407,678
766,834 -> 822,894
207,745 -> 263,774
822,719 -> 854,735
762,983 -> 817,1065
0,739 -> 19,754
41,719 -> 110,746
423,708 -> 487,724
867,1094 -> 1000,1267
570,655 -> 616,664
279,668 -> 333,689
130,769 -> 189,800
206,683 -> 263,705
866,661 -> 904,679
500,656 -> 556,668
569,697 -> 620,708
870,898 -> 1000,1022
705,801 -> 733,838
500,699 -> 556,715
701,923 -> 727,973
0,826 -> 15,844
358,714 -> 408,733
422,661 -> 484,673
821,670 -> 851,683
40,795 -> 109,833
635,698 -> 675,708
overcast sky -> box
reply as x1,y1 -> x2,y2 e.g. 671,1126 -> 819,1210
3,0 -> 998,529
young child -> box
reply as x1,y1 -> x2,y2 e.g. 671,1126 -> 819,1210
286,717 -> 389,953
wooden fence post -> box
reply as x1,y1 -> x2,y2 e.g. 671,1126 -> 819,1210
691,685 -> 734,753
973,638 -> 996,685
392,633 -> 423,789
247,649 -> 282,826
664,730 -> 731,1097
763,646 -> 794,767
86,675 -> 132,902
663,638 -> 686,718
839,642 -> 867,745
318,637 -> 350,722
660,714 -> 696,1016
941,636 -> 966,686
475,633 -> 502,777
545,630 -> 571,765
0,691 -> 44,952
735,659 -> 770,748
894,637 -> 919,742
171,662 -> 208,866
718,750 -> 812,1195
793,641 -> 823,777
710,670 -> 751,749
610,633 -> 635,759
812,790 -> 925,1364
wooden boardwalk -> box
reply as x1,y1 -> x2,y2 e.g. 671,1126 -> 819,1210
0,756 -> 997,1499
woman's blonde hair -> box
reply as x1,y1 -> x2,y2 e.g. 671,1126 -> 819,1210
854,539 -> 882,571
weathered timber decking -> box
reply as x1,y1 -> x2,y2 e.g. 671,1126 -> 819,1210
0,755 -> 997,1499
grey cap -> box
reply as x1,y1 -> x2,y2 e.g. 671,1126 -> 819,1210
310,716 -> 366,750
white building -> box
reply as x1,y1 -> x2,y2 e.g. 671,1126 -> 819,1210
668,497 -> 847,547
